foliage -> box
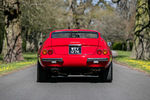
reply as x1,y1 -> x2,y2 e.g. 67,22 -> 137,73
115,50 -> 150,73
112,42 -> 124,50
112,42 -> 133,51
129,42 -> 133,50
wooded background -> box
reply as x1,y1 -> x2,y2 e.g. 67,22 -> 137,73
0,0 -> 149,63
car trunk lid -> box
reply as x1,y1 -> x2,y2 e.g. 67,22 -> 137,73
51,38 -> 99,55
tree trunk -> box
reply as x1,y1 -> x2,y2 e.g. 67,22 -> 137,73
126,40 -> 130,51
0,11 -> 4,54
131,0 -> 150,60
0,30 -> 4,54
3,0 -> 24,63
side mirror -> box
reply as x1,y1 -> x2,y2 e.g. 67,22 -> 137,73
39,42 -> 42,46
107,42 -> 112,47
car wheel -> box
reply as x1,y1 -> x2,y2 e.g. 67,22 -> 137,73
101,62 -> 113,82
37,61 -> 48,82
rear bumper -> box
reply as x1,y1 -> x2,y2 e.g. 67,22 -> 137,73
42,58 -> 108,62
40,55 -> 112,68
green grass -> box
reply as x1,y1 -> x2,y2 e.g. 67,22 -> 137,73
0,53 -> 37,75
115,50 -> 150,74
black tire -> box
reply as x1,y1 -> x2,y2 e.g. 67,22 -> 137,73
101,62 -> 113,82
37,61 -> 48,82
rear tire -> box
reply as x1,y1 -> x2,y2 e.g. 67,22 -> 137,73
37,61 -> 48,82
101,62 -> 113,82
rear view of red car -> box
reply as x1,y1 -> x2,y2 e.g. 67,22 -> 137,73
37,29 -> 113,82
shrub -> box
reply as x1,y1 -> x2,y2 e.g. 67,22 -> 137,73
130,42 -> 133,50
112,42 -> 127,50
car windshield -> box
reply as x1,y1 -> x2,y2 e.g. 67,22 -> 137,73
51,31 -> 98,38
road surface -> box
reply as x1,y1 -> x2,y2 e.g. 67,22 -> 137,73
0,63 -> 150,100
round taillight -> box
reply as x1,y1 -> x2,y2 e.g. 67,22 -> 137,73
97,49 -> 102,55
103,49 -> 108,55
48,49 -> 53,55
42,49 -> 47,55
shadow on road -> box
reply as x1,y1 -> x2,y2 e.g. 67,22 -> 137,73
41,76 -> 111,83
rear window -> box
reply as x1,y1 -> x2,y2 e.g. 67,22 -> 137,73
51,31 -> 98,38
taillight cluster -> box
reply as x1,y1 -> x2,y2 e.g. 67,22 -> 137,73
48,49 -> 53,55
42,49 -> 47,55
42,49 -> 53,55
97,50 -> 102,55
97,49 -> 108,55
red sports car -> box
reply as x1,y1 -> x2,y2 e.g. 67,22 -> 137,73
37,29 -> 113,82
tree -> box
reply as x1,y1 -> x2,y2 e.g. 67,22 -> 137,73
0,0 -> 4,54
131,0 -> 150,60
112,0 -> 150,60
2,0 -> 24,63
0,10 -> 4,54
67,0 -> 92,29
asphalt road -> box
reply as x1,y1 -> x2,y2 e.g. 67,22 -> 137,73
0,63 -> 150,100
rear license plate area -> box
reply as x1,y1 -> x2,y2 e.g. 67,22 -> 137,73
69,45 -> 81,54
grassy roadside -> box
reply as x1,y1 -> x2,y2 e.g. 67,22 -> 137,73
0,53 -> 37,76
114,50 -> 150,74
